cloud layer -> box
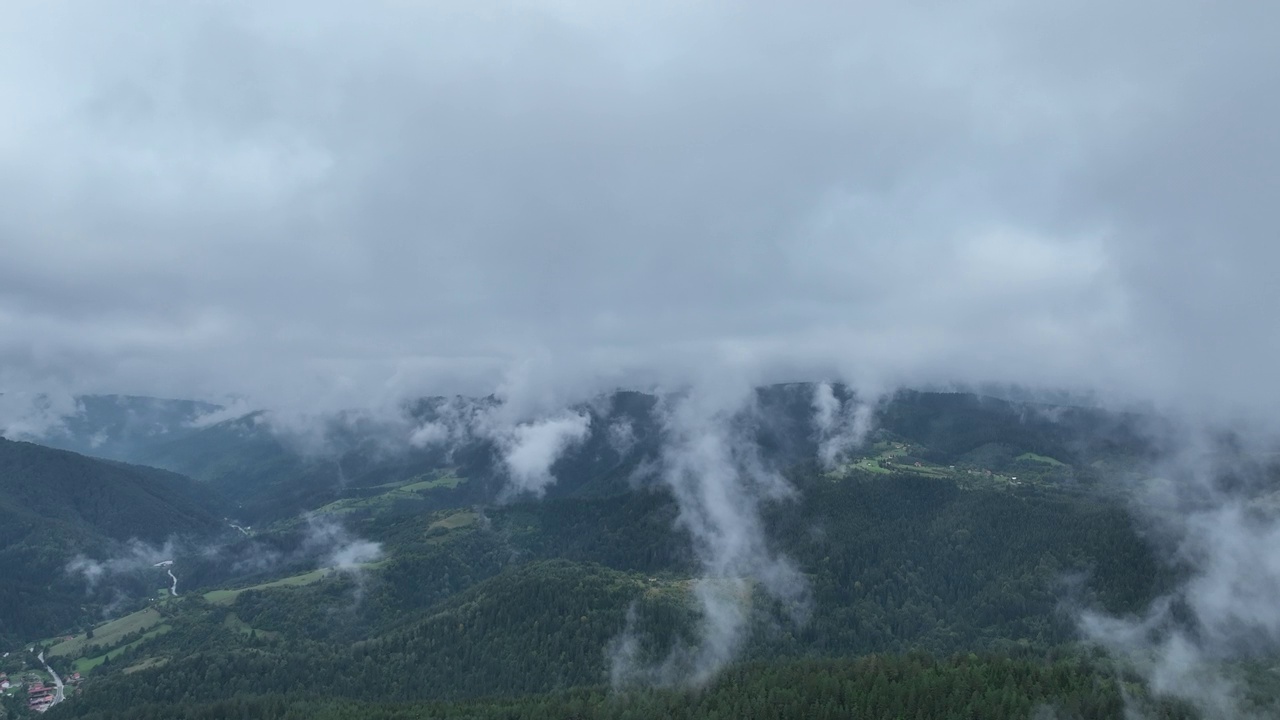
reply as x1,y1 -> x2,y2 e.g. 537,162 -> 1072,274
0,1 -> 1275,419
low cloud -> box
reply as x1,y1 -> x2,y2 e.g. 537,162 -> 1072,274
329,538 -> 383,570
607,418 -> 637,456
497,412 -> 592,497
408,395 -> 592,497
1077,428 -> 1280,718
408,420 -> 451,447
0,391 -> 82,440
187,397 -> 254,428
63,518 -> 382,607
611,384 -> 809,687
811,382 -> 876,469
301,514 -> 383,571
65,538 -> 175,590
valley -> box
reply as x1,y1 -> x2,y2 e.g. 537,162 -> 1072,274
0,387 -> 1275,718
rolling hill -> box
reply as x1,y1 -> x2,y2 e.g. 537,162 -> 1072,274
0,438 -> 228,648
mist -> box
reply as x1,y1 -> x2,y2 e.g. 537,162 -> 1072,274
1076,428 -> 1280,717
65,539 -> 177,591
607,381 -> 810,686
811,382 -> 876,469
64,516 -> 382,605
2,0 -> 1278,709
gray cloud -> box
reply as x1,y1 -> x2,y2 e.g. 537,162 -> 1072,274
66,539 -> 176,590
0,392 -> 81,439
495,411 -> 592,497
1077,429 -> 1280,717
610,380 -> 809,686
811,382 -> 875,469
0,0 -> 1273,421
300,514 -> 383,571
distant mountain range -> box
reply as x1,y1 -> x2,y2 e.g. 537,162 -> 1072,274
8,385 -> 1158,526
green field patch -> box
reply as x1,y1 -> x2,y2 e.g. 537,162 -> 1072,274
1017,452 -> 1065,466
49,607 -> 163,658
75,625 -> 171,674
902,464 -> 951,478
310,497 -> 365,515
222,612 -> 281,640
222,612 -> 253,634
639,574 -> 699,601
122,656 -> 168,675
429,510 -> 478,532
311,471 -> 467,517
400,473 -> 465,492
851,458 -> 892,474
832,445 -> 958,480
204,568 -> 335,605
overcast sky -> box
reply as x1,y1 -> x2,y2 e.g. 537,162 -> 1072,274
1,1 -> 1276,417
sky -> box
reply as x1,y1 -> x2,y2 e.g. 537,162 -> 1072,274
1,0 -> 1276,418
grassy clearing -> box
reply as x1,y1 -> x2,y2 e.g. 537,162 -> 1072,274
401,472 -> 465,492
849,458 -> 891,475
312,472 -> 468,516
429,510 -> 478,532
49,607 -> 163,658
204,568 -> 334,605
831,442 -> 950,479
74,625 -> 172,674
1017,452 -> 1065,466
902,464 -> 951,478
640,574 -> 699,601
222,612 -> 281,640
824,442 -> 1059,491
122,656 -> 168,675
222,612 -> 253,635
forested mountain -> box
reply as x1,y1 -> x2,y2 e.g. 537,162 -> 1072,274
0,439 -> 228,649
42,654 -> 1206,720
1,388 -> 1273,719
12,386 -> 1155,524
40,390 -> 665,523
0,438 -> 225,541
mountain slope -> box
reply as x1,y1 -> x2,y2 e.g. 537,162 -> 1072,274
0,437 -> 225,542
0,438 -> 228,648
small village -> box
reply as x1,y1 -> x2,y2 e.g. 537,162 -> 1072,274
1,651 -> 82,715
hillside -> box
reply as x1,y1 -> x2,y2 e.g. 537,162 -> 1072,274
51,387 -> 1152,527
2,388 -> 1271,718
36,654 -> 1204,720
0,438 -> 224,543
36,466 -> 1178,715
0,438 -> 228,648
124,391 -> 662,523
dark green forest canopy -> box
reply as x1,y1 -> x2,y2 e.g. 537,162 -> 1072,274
0,438 -> 227,648
35,471 -> 1185,718
46,654 -> 1203,720
3,390 -> 1266,719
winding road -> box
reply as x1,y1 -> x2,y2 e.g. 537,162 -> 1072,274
36,650 -> 65,708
